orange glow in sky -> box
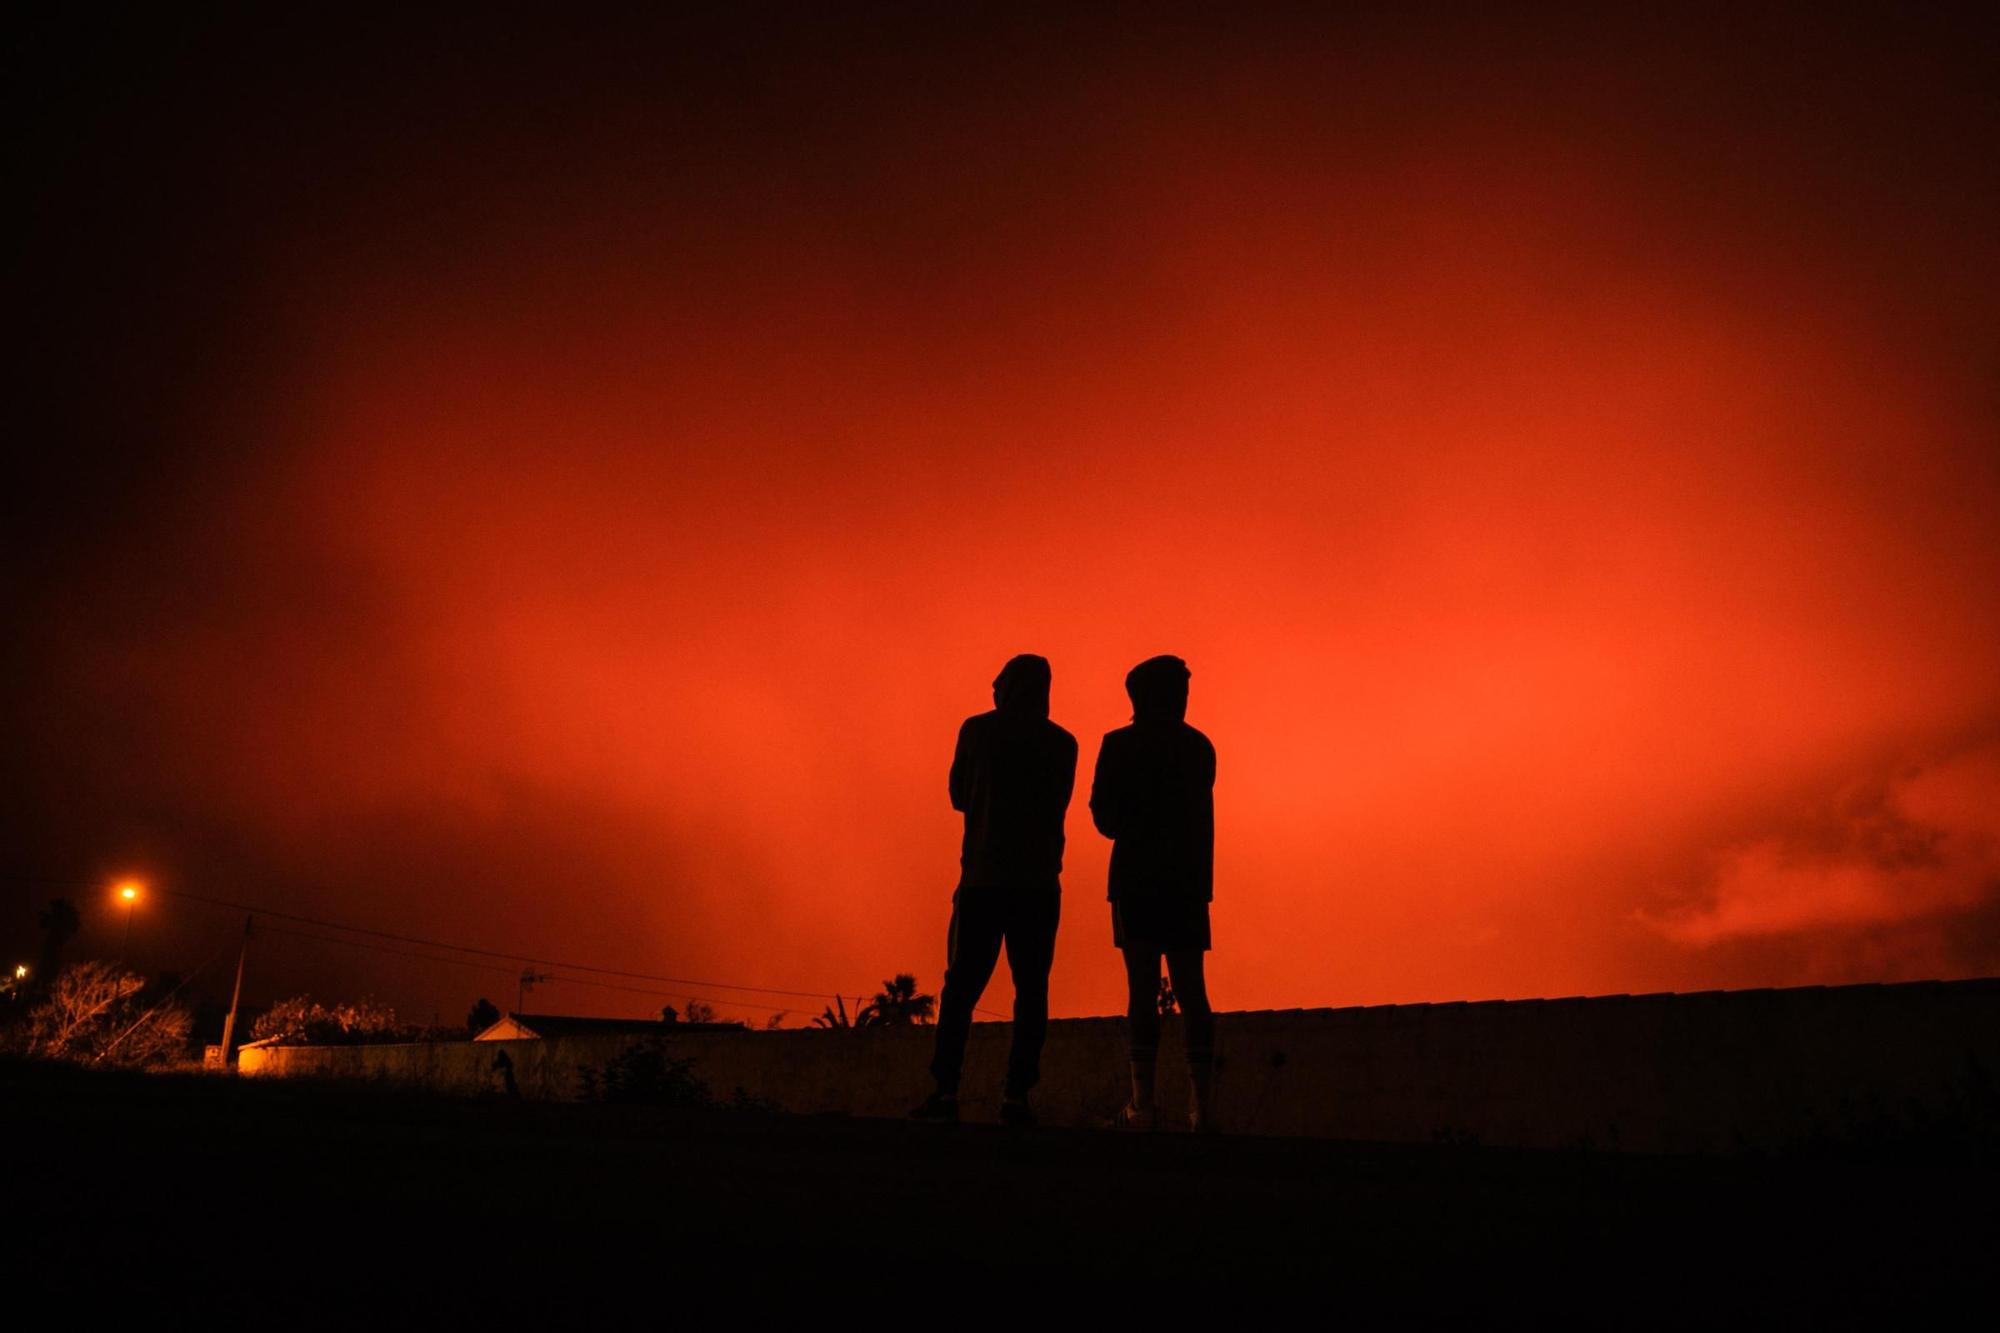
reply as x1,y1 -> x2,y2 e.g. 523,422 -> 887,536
9,6 -> 1997,1022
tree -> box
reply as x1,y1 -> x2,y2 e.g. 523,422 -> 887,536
25,960 -> 191,1067
467,997 -> 501,1036
681,998 -> 718,1025
858,974 -> 935,1028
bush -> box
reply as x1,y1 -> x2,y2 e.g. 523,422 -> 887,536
577,1038 -> 712,1107
576,1038 -> 779,1112
24,961 -> 193,1067
251,995 -> 418,1045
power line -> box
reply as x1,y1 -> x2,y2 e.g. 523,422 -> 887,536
504,970 -> 795,1016
14,877 -> 995,1021
159,887 -> 855,1001
254,922 -> 520,978
257,921 -> 797,1016
163,886 -> 1001,1018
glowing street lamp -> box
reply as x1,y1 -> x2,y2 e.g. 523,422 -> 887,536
115,878 -> 143,963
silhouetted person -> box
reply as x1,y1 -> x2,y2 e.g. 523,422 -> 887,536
912,654 -> 1078,1126
490,1048 -> 520,1099
1090,655 -> 1217,1131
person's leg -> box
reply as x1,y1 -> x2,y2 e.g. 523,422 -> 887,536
1000,888 -> 1061,1107
1123,947 -> 1163,1123
927,890 -> 1005,1100
1166,950 -> 1215,1130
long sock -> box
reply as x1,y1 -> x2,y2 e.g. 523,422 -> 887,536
1187,1047 -> 1214,1128
1129,1052 -> 1158,1113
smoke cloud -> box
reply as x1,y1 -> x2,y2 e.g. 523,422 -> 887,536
1644,740 -> 2000,979
7,5 -> 1997,1020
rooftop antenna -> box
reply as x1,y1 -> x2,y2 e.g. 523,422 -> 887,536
517,968 -> 551,1015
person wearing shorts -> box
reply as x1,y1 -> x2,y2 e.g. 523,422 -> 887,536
1089,654 -> 1217,1131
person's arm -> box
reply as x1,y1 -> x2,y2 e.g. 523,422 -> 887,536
1198,732 -> 1218,900
1052,732 -> 1079,819
1088,734 -> 1123,839
948,718 -> 977,812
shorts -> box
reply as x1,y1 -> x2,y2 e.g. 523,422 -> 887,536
1111,896 -> 1211,953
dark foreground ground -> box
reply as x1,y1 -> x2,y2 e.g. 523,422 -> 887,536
7,1060 -> 1992,1324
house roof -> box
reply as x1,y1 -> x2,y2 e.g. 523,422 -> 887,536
474,1012 -> 746,1040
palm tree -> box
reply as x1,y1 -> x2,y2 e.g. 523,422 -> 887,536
858,974 -> 935,1027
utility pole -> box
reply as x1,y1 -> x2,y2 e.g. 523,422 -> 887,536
218,915 -> 253,1069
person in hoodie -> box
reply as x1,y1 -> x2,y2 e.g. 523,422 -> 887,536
1089,655 -> 1217,1131
912,653 -> 1079,1126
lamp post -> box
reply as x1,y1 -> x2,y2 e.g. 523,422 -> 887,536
115,880 -> 142,965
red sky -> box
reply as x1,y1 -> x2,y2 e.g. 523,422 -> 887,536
8,5 -> 1998,1024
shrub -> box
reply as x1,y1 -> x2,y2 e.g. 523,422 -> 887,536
578,1038 -> 712,1107
251,995 -> 417,1045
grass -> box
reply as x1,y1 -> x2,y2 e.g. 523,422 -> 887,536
6,1056 -> 1992,1321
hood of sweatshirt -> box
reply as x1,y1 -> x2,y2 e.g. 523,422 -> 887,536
992,653 -> 1053,720
1125,654 -> 1189,723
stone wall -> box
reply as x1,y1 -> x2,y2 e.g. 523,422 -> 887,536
237,977 -> 2000,1153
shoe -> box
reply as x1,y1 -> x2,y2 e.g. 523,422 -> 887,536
999,1098 -> 1036,1128
908,1091 -> 959,1123
1107,1102 -> 1155,1131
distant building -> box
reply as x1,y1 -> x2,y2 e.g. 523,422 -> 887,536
473,1012 -> 744,1041
203,1034 -> 286,1067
